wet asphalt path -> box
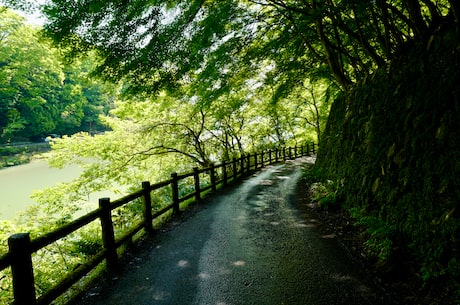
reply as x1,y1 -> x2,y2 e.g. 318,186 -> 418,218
84,157 -> 382,305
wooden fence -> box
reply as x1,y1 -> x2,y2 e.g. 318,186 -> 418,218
0,144 -> 316,305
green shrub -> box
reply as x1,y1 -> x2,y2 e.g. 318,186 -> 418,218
350,208 -> 396,269
309,179 -> 340,210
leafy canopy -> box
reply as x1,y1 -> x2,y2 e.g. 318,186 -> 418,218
42,0 -> 458,93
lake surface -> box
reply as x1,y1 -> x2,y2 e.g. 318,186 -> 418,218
0,160 -> 116,220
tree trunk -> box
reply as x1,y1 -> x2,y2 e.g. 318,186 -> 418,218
406,0 -> 428,39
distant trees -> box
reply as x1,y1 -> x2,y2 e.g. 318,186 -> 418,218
0,8 -> 115,143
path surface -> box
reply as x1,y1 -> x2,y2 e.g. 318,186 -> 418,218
81,158 -> 383,305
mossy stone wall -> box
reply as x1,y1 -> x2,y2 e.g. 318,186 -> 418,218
316,26 -> 460,282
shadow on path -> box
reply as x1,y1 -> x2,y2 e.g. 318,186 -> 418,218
79,157 -> 384,305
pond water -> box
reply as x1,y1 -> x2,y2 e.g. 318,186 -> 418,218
0,160 -> 115,220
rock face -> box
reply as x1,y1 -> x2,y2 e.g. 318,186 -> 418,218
316,25 -> 460,289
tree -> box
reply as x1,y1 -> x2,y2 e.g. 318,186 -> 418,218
42,0 -> 456,94
0,0 -> 36,13
57,55 -> 118,135
0,9 -> 63,140
0,8 -> 116,141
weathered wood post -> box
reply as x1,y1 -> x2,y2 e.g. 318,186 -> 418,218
306,143 -> 310,155
222,161 -> 228,186
254,153 -> 258,170
246,154 -> 251,175
294,146 -> 298,158
261,151 -> 264,167
240,155 -> 245,177
232,157 -> 238,181
99,198 -> 118,271
275,148 -> 279,162
171,172 -> 180,214
8,233 -> 37,305
193,167 -> 201,201
210,163 -> 217,192
141,182 -> 154,234
288,147 -> 292,159
312,143 -> 316,154
283,147 -> 286,161
268,149 -> 272,164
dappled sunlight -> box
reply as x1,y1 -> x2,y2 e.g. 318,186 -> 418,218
321,233 -> 336,239
247,199 -> 269,212
302,218 -> 320,228
294,222 -> 311,228
257,179 -> 273,186
232,260 -> 246,266
198,272 -> 211,280
177,259 -> 189,267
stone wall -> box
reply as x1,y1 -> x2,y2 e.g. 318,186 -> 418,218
316,25 -> 460,285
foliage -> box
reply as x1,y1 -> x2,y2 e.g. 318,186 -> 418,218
350,208 -> 396,270
28,89 -> 316,218
0,8 -> 116,142
316,24 -> 460,300
308,180 -> 338,210
303,163 -> 339,209
0,143 -> 50,168
3,0 -> 457,302
0,0 -> 36,12
42,0 -> 457,94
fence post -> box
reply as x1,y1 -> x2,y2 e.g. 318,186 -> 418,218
210,163 -> 216,192
268,149 -> 272,164
171,172 -> 180,214
99,198 -> 118,271
294,146 -> 298,158
232,158 -> 237,181
246,154 -> 250,172
283,147 -> 286,161
275,148 -> 279,162
141,182 -> 154,235
289,147 -> 292,159
254,153 -> 258,170
261,151 -> 264,167
193,167 -> 201,201
240,155 -> 245,177
8,233 -> 37,305
222,161 -> 228,186
307,143 -> 310,155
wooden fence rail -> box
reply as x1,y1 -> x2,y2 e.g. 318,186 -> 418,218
0,143 -> 316,305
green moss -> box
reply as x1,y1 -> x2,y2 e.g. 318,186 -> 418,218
316,24 -> 460,293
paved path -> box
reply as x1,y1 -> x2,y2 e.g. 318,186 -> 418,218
81,158 -> 383,305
